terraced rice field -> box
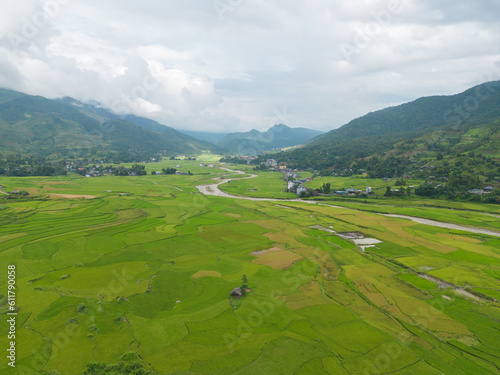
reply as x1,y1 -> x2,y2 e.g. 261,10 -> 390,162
0,159 -> 499,374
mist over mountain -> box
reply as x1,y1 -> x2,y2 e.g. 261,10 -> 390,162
0,89 -> 223,160
218,124 -> 324,155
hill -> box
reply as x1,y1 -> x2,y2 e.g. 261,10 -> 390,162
258,81 -> 500,181
179,130 -> 228,145
218,124 -> 323,154
0,89 -> 223,160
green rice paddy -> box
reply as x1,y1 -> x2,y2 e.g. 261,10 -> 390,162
0,158 -> 499,374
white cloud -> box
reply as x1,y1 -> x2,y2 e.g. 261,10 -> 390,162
0,0 -> 499,132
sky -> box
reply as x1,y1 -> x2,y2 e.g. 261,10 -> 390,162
0,0 -> 499,133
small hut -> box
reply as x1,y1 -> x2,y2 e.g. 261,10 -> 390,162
230,287 -> 243,297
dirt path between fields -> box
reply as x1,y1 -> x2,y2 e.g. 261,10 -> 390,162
197,168 -> 500,237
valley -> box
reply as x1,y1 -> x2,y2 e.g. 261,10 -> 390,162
1,157 -> 499,374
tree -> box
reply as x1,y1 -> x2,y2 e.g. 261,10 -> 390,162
415,183 -> 440,198
321,182 -> 331,194
240,274 -> 248,296
151,170 -> 156,175
162,168 -> 176,175
395,177 -> 406,186
385,186 -> 392,196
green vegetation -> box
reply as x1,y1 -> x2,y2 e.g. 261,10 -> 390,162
0,157 -> 499,374
253,82 -> 500,202
0,89 -> 223,161
218,124 -> 323,154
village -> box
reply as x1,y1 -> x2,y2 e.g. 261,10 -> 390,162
258,158 -> 375,197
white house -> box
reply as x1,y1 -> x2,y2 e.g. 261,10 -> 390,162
297,186 -> 307,196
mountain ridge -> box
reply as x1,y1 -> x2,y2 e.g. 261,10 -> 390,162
219,124 -> 324,155
0,89 -> 223,160
255,81 -> 500,180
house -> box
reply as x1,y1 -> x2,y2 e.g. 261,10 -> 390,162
0,185 -> 3,189
468,189 -> 484,195
366,186 -> 372,194
297,186 -> 307,196
287,181 -> 295,190
484,186 -> 494,193
230,287 -> 243,297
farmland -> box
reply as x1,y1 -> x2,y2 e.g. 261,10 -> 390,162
0,158 -> 499,374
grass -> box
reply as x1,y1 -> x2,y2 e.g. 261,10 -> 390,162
0,157 -> 498,374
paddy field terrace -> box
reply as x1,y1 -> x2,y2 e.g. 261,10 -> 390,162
0,157 -> 499,374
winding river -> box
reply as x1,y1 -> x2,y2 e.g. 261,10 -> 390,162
197,168 -> 500,238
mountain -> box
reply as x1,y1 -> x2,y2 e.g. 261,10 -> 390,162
120,115 -> 225,154
257,81 -> 500,179
218,124 -> 324,155
309,81 -> 500,149
0,89 -> 223,159
179,130 -> 228,145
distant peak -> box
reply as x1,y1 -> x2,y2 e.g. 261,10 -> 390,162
270,124 -> 290,129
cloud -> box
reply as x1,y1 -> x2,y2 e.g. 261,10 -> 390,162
0,0 -> 499,132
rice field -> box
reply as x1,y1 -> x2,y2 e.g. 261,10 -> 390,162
0,158 -> 499,374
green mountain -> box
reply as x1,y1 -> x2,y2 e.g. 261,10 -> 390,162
261,81 -> 500,180
219,124 -> 324,154
0,89 -> 222,159
178,130 -> 228,145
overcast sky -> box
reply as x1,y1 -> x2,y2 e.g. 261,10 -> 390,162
1,0 -> 499,133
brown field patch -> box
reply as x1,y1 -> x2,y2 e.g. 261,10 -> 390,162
224,213 -> 241,218
251,246 -> 282,255
191,270 -> 222,279
49,193 -> 96,199
251,248 -> 303,270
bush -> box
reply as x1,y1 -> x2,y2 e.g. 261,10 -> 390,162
120,351 -> 140,361
76,303 -> 89,314
88,324 -> 98,332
